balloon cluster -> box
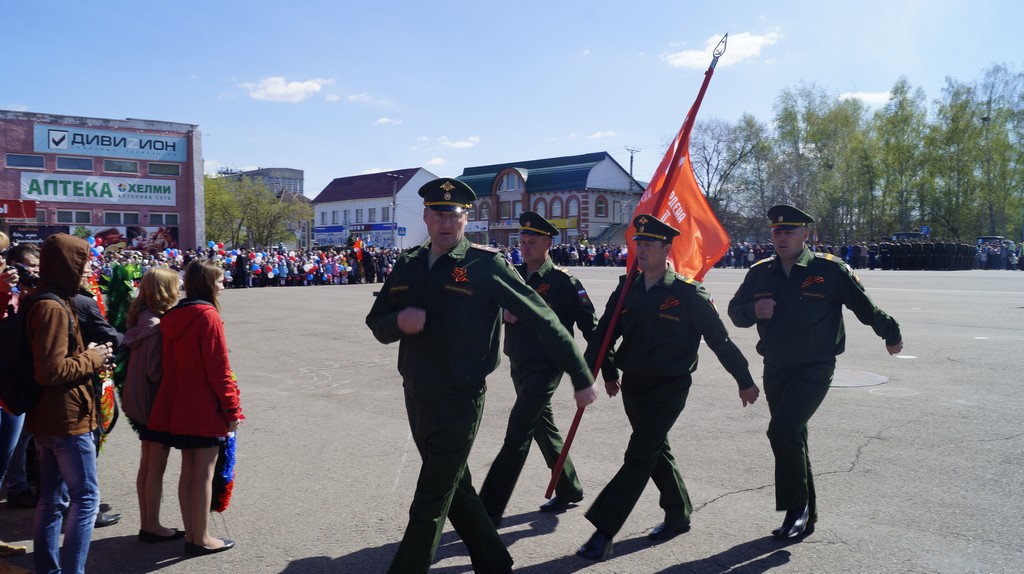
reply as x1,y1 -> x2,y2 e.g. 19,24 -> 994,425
87,236 -> 106,258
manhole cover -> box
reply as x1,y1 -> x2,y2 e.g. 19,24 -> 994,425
831,369 -> 889,388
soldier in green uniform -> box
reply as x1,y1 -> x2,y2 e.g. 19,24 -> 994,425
479,212 -> 601,524
727,205 -> 904,540
365,179 -> 596,574
576,214 -> 760,561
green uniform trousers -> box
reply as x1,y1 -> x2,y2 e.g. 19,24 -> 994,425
389,389 -> 512,574
763,361 -> 834,524
585,376 -> 693,537
479,362 -> 582,518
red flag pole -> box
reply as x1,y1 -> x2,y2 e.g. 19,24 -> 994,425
545,34 -> 729,499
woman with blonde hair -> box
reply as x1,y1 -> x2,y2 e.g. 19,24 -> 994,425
148,260 -> 242,555
122,267 -> 183,542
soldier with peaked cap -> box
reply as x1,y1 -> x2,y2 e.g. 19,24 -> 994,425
478,212 -> 601,525
728,204 -> 904,541
366,179 -> 597,574
576,214 -> 760,561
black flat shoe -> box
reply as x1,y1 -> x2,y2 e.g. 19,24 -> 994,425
576,530 -> 613,561
185,539 -> 236,556
648,517 -> 691,541
139,529 -> 187,543
94,512 -> 122,528
539,491 -> 584,513
772,505 -> 810,539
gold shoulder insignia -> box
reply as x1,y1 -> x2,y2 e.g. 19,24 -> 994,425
751,256 -> 773,268
470,243 -> 499,253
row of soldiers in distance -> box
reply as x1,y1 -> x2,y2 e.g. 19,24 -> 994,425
722,239 -> 1017,271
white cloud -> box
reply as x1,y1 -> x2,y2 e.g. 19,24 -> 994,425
662,31 -> 782,69
426,158 -> 447,166
589,130 -> 618,139
375,117 -> 402,126
438,135 -> 480,148
325,94 -> 340,102
360,167 -> 389,175
580,49 -> 591,57
3,103 -> 29,111
348,92 -> 372,103
840,91 -> 890,106
241,76 -> 333,102
203,159 -> 225,175
417,136 -> 431,142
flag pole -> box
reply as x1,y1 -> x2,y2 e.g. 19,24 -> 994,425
545,33 -> 728,499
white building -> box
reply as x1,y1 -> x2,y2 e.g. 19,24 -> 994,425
311,168 -> 437,249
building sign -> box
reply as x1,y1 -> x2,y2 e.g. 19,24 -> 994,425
347,223 -> 395,233
547,217 -> 578,229
466,221 -> 488,232
20,173 -> 177,206
313,225 -> 347,234
7,224 -> 69,243
0,199 -> 37,219
34,125 -> 188,162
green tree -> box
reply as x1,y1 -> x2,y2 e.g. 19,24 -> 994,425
204,176 -> 313,249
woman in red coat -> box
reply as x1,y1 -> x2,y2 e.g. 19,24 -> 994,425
148,259 -> 243,556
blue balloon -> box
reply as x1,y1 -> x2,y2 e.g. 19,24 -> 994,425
208,241 -> 215,248
251,263 -> 260,271
306,274 -> 313,280
87,237 -> 96,246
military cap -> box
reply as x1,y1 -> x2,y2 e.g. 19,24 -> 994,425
418,177 -> 476,212
519,211 -> 559,236
767,204 -> 814,230
632,213 -> 680,242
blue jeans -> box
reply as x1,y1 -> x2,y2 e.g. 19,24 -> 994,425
34,433 -> 99,574
0,411 -> 25,485
4,424 -> 32,493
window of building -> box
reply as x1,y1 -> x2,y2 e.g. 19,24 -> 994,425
512,200 -> 523,218
534,199 -> 547,218
550,198 -> 563,218
567,197 -> 580,217
595,196 -> 608,217
369,208 -> 377,223
149,213 -> 179,225
356,209 -> 363,223
103,159 -> 139,174
56,210 -> 91,224
36,210 -> 47,223
382,206 -> 390,222
104,211 -> 140,225
500,202 -> 512,219
331,210 -> 338,225
343,210 -> 350,224
56,156 -> 94,171
5,154 -> 45,169
497,172 -> 524,193
320,211 -> 327,225
479,202 -> 490,221
148,163 -> 181,176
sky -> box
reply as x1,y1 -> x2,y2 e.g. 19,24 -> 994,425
2,0 -> 1020,199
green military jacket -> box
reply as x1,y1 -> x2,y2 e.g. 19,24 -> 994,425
585,270 -> 755,390
728,246 -> 902,368
502,258 -> 599,390
366,237 -> 593,398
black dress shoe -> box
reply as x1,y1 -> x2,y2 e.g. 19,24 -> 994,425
576,530 -> 613,561
772,505 -> 810,539
94,512 -> 122,528
539,491 -> 584,513
185,538 -> 236,556
648,516 -> 691,541
139,528 -> 187,543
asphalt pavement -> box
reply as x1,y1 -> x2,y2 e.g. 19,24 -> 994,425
2,266 -> 1022,573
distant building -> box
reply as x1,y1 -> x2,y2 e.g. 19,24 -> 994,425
457,151 -> 643,246
311,168 -> 438,249
218,167 -> 311,250
0,109 -> 203,250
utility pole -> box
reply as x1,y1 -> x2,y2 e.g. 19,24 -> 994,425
385,172 -> 405,249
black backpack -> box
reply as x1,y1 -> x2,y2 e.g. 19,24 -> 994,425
0,293 -> 74,415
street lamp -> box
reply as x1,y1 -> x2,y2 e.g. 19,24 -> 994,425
385,172 -> 405,249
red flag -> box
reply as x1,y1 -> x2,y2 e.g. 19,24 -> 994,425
625,52 -> 729,281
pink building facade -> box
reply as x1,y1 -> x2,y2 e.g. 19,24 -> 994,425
0,110 -> 204,251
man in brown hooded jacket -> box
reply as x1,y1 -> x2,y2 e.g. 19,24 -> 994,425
25,233 -> 112,574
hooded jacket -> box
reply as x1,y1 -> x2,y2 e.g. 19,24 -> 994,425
121,307 -> 163,425
147,299 -> 242,437
26,233 -> 104,437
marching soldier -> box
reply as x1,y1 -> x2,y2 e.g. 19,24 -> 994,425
365,178 -> 597,574
479,211 -> 600,523
728,205 -> 904,540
